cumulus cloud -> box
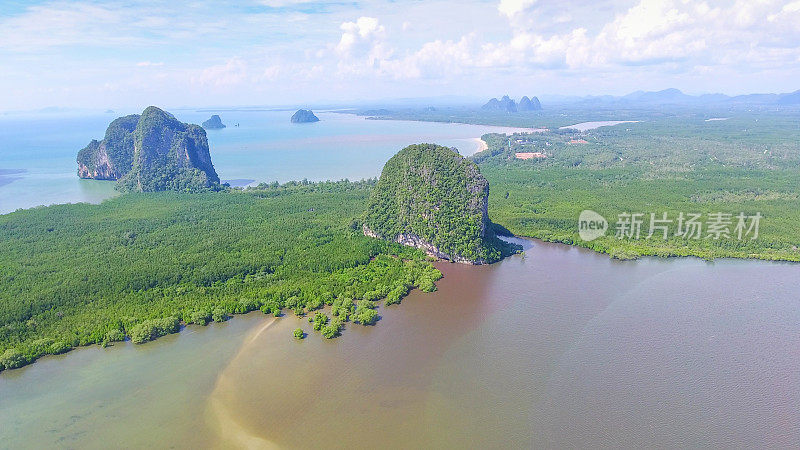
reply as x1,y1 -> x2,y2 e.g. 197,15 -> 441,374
327,0 -> 800,85
497,0 -> 538,18
191,58 -> 250,88
480,0 -> 800,72
335,17 -> 394,74
336,16 -> 386,55
382,34 -> 479,79
3,0 -> 800,110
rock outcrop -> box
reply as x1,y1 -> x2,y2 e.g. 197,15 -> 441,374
362,144 -> 502,264
77,114 -> 139,180
77,106 -> 219,192
518,96 -> 542,111
481,95 -> 517,113
482,95 -> 541,112
202,115 -> 226,129
290,109 -> 319,123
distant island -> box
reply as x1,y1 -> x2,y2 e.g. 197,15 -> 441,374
362,143 -> 515,264
77,106 -> 220,192
482,95 -> 541,112
202,114 -> 226,129
291,109 -> 319,123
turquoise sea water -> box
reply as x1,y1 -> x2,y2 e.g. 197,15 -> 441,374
0,109 -> 525,214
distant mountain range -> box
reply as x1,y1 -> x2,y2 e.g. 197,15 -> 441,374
9,88 -> 800,117
554,88 -> 800,106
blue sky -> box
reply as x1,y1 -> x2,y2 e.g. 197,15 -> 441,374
1,0 -> 799,110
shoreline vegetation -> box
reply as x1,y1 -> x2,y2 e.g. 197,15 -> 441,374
0,180 -> 442,372
469,112 -> 800,262
4,106 -> 800,372
350,106 -> 800,262
1,143 -> 518,373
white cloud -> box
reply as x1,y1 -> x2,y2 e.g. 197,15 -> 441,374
2,0 -> 800,110
783,0 -> 800,12
262,65 -> 282,80
0,3 -> 138,51
383,34 -> 479,79
336,16 -> 386,55
478,0 -> 800,74
497,0 -> 537,18
191,58 -> 250,88
326,0 -> 800,87
335,17 -> 394,75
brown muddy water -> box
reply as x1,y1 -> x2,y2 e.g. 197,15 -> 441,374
2,238 -> 799,449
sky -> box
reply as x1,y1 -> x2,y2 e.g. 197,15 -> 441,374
1,0 -> 799,110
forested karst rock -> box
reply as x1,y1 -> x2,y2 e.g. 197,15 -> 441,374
77,106 -> 219,191
518,96 -> 542,111
291,109 -> 319,123
481,95 -> 517,113
363,144 -> 504,264
76,114 -> 139,180
202,115 -> 226,129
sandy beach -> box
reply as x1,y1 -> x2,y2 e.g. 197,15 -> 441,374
473,137 -> 488,153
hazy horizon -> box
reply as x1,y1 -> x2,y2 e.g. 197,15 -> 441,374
2,0 -> 800,111
6,86 -> 800,116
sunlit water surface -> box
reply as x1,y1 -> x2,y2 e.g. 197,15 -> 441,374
0,109 -> 526,214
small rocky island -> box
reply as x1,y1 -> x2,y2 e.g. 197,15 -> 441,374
363,143 -> 514,264
202,114 -> 226,129
291,109 -> 319,123
77,106 -> 219,192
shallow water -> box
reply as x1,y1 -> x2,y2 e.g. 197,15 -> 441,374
0,314 -> 261,449
0,110 -> 525,214
2,238 -> 798,448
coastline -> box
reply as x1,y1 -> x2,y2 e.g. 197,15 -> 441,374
473,137 -> 488,154
345,112 -> 545,136
507,231 -> 800,263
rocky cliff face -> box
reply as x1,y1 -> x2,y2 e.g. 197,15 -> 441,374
77,114 -> 138,180
77,107 -> 219,192
362,143 -> 499,264
77,140 -> 114,179
363,226 -> 490,264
